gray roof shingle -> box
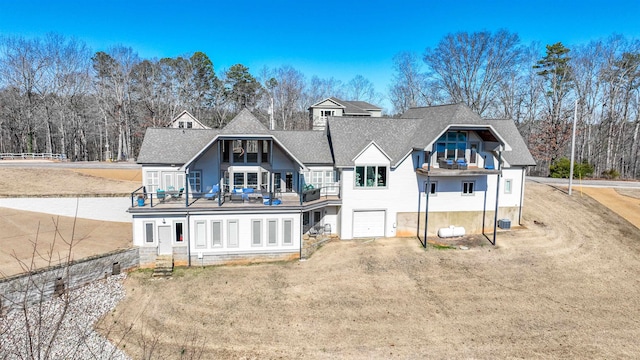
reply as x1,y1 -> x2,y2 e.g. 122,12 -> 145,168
272,130 -> 333,164
485,119 -> 537,166
328,117 -> 424,167
221,108 -> 270,134
137,128 -> 218,164
137,104 -> 534,168
330,103 -> 534,167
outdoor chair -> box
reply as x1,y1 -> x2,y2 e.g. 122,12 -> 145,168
438,158 -> 456,169
204,185 -> 219,200
156,189 -> 166,201
171,187 -> 184,200
456,159 -> 468,170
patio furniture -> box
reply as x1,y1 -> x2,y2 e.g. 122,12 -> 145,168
204,185 -> 219,200
156,189 -> 166,201
302,188 -> 321,202
456,159 -> 468,170
171,187 -> 184,200
438,158 -> 457,169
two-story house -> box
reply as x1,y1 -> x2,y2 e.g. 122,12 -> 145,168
130,103 -> 535,267
308,97 -> 382,130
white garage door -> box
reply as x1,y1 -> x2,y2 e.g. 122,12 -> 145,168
353,210 -> 385,238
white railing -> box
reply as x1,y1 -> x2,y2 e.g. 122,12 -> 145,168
0,153 -> 67,161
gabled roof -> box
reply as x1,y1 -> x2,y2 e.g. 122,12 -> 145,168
485,119 -> 537,166
137,128 -> 218,164
330,103 -> 534,168
168,110 -> 210,129
220,108 -> 270,134
272,130 -> 333,164
138,109 -> 333,167
328,117 -> 424,167
308,97 -> 382,115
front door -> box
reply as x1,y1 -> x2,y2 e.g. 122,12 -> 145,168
158,225 -> 172,255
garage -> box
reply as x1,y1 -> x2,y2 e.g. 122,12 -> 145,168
352,210 -> 385,238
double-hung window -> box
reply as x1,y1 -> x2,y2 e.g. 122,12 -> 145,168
355,165 -> 387,188
462,181 -> 475,195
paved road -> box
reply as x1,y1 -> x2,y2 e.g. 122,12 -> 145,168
0,160 -> 140,169
528,176 -> 640,189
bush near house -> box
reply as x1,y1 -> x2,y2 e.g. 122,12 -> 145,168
549,158 -> 594,179
601,168 -> 620,179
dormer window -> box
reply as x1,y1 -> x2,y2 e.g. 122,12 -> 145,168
355,165 -> 387,188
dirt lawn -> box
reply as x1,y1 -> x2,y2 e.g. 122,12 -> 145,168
0,166 -> 140,196
0,165 -> 139,277
102,183 -> 640,359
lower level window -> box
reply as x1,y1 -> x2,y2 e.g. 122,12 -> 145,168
175,222 -> 184,243
462,181 -> 475,195
426,181 -> 437,195
144,222 -> 154,243
252,220 -> 262,246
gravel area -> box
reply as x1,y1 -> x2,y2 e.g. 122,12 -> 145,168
0,274 -> 129,360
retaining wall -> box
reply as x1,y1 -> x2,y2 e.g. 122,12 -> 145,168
0,248 -> 138,312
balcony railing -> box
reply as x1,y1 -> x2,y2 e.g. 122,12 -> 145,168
130,184 -> 341,209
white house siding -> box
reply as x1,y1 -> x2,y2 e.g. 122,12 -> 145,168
142,166 -> 187,194
0,197 -> 131,222
340,147 -> 527,239
340,145 -> 420,239
133,211 -> 301,264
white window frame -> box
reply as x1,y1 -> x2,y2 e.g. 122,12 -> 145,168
194,220 -> 207,249
227,220 -> 239,248
355,165 -> 388,188
267,219 -> 278,246
211,220 -> 223,248
251,219 -> 262,247
425,181 -> 438,196
283,219 -> 293,245
462,181 -> 475,196
146,171 -> 159,193
174,221 -> 184,244
504,179 -> 513,194
143,222 -> 155,244
188,170 -> 202,193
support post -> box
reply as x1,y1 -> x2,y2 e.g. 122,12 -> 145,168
423,176 -> 430,249
492,151 -> 502,246
569,99 -> 578,196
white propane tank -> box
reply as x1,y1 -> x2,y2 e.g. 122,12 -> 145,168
438,225 -> 466,238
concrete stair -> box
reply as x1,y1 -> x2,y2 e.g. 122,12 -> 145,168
153,255 -> 174,277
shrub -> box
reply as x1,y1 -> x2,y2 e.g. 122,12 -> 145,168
601,168 -> 620,179
549,158 -> 594,179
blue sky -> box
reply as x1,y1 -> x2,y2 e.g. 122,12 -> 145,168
2,0 -> 640,109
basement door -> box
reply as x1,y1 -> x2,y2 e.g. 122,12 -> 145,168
158,225 -> 172,255
352,210 -> 385,238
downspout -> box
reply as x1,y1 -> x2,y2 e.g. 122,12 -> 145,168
416,183 -> 421,239
518,167 -> 525,225
492,150 -> 502,246
424,176 -> 430,249
185,167 -> 189,207
186,211 -> 191,267
299,210 -> 303,260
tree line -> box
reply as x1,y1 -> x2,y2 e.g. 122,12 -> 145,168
1,31 -> 639,179
391,31 -> 640,178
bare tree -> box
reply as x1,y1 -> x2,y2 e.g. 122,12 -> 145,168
389,51 -> 433,114
423,30 -> 523,116
345,74 -> 383,105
